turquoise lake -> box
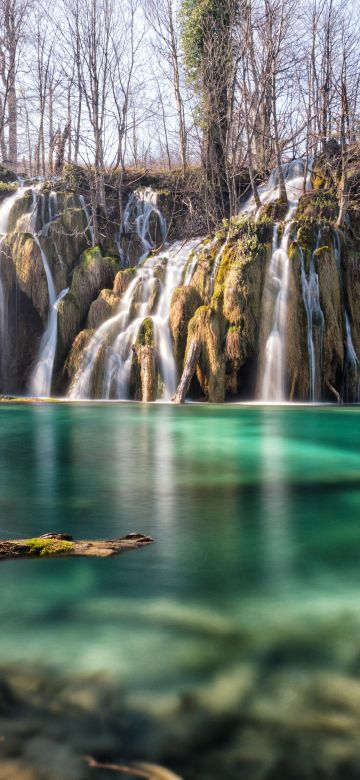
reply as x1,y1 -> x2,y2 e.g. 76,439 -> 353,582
1,403 -> 360,779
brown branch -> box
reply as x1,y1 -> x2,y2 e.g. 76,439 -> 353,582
84,756 -> 151,777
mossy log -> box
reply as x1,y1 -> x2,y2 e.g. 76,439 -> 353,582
0,532 -> 153,560
173,339 -> 200,403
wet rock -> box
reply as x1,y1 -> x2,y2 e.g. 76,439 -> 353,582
169,286 -> 202,373
87,289 -> 120,330
56,247 -> 119,367
113,268 -> 136,296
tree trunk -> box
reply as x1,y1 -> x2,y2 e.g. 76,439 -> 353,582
172,340 -> 200,403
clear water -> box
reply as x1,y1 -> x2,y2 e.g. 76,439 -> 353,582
1,404 -> 360,779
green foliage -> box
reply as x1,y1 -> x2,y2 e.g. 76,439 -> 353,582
180,0 -> 232,87
26,538 -> 75,556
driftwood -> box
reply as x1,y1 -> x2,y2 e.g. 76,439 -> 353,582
0,532 -> 153,561
326,381 -> 342,404
85,756 -> 182,779
172,339 -> 200,404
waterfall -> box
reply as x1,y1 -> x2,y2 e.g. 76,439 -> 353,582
122,187 -> 167,260
27,191 -> 68,396
69,240 -> 196,400
0,186 -> 27,234
298,233 -> 324,402
79,194 -> 95,246
261,223 -> 292,400
208,241 -> 228,298
29,281 -> 69,397
242,159 -> 311,216
0,186 -> 30,390
254,160 -> 312,401
333,231 -> 360,401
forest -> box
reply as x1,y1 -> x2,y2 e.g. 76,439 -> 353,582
0,0 -> 358,233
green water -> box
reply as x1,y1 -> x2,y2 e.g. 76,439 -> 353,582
1,403 -> 360,779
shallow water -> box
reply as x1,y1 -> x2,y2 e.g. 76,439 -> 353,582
1,404 -> 360,779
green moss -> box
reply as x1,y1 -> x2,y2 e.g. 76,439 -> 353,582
0,181 -> 17,193
26,538 -> 75,556
295,190 -> 338,225
314,245 -> 330,258
136,317 -> 154,347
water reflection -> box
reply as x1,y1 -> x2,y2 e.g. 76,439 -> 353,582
260,410 -> 296,588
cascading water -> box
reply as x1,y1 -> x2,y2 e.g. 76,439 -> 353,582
242,159 -> 311,217
261,223 -> 292,401
25,190 -> 69,396
258,161 -> 311,401
122,187 -> 167,260
0,185 -> 29,389
333,231 -> 360,401
299,232 -> 324,402
69,240 -> 197,400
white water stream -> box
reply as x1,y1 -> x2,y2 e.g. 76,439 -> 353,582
23,189 -> 69,396
333,231 -> 360,400
69,240 -> 197,400
256,161 -> 311,401
298,232 -> 324,402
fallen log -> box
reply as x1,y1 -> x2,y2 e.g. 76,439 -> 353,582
0,532 -> 153,561
172,339 -> 200,404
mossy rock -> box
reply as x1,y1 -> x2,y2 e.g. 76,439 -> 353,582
56,246 -> 119,369
4,232 -> 50,323
316,240 -> 344,387
62,164 -> 90,191
63,328 -> 95,390
0,164 -> 17,184
258,200 -> 289,222
0,181 -> 18,203
113,268 -> 136,296
169,285 -> 202,373
87,289 -> 120,330
295,190 -> 338,224
186,305 -> 225,402
136,317 -> 154,347
7,190 -> 34,233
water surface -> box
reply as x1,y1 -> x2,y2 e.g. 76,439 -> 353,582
1,404 -> 360,779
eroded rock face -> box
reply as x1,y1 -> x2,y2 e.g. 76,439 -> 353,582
130,317 -> 157,401
169,285 -> 202,372
63,329 -> 94,389
56,247 -> 119,369
186,306 -> 225,402
1,169 -> 360,402
87,289 -> 120,330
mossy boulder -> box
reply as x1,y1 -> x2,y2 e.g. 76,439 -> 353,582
295,190 -> 338,225
186,305 -> 225,402
343,242 -> 360,360
169,285 -> 202,373
63,329 -> 95,388
0,164 -> 17,184
0,181 -> 18,203
56,246 -> 119,366
130,318 -> 156,401
87,289 -> 120,330
62,163 -> 90,191
7,190 -> 34,233
3,233 -> 50,323
316,242 -> 344,388
113,268 -> 136,296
